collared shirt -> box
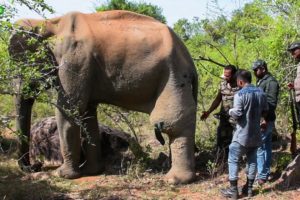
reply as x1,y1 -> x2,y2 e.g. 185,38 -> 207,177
294,63 -> 300,102
229,84 -> 268,147
256,73 -> 279,121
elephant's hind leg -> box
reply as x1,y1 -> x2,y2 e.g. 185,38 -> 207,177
150,85 -> 196,184
165,126 -> 196,184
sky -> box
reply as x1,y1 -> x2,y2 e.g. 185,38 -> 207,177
1,0 -> 251,26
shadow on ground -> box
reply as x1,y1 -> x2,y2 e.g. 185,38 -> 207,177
0,136 -> 72,200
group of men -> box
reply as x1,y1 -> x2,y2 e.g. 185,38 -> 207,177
201,41 -> 300,199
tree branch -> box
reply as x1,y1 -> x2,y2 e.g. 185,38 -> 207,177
193,55 -> 227,68
206,42 -> 231,64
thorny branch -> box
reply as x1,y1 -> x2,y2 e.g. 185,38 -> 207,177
13,0 -> 54,18
101,106 -> 139,142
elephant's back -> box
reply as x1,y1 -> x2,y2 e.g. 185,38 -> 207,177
89,10 -> 159,24
53,10 -> 167,38
52,11 -> 173,60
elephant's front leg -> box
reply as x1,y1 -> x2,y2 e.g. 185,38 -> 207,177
55,108 -> 81,179
80,105 -> 103,175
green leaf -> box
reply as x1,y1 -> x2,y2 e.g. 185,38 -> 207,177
0,5 -> 5,15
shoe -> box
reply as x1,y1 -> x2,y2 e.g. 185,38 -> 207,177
257,179 -> 266,186
221,187 -> 238,199
268,173 -> 277,182
240,178 -> 254,197
221,180 -> 238,199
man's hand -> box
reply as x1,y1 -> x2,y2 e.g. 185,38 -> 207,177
260,119 -> 267,132
287,82 -> 294,90
200,111 -> 210,120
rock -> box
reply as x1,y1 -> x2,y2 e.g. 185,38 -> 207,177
276,154 -> 300,188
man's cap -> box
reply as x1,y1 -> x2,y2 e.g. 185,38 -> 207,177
287,41 -> 300,52
252,59 -> 267,70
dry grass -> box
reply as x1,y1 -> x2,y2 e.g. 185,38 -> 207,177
1,130 -> 300,200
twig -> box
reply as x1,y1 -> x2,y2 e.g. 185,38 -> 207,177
196,60 -> 223,79
194,56 -> 227,68
205,42 -> 231,64
112,108 -> 139,142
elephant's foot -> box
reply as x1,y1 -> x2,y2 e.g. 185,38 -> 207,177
54,164 -> 81,179
18,154 -> 31,172
80,162 -> 104,176
164,167 -> 195,185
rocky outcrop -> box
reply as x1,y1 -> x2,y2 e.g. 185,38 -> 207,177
276,155 -> 300,188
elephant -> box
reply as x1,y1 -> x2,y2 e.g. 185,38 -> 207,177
8,10 -> 198,184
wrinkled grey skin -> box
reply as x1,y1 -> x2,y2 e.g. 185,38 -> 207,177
9,11 -> 198,184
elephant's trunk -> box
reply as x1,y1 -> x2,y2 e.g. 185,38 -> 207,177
9,32 -> 33,170
15,90 -> 35,170
9,27 -> 57,172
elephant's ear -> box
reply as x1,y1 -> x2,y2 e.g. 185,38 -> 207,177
8,31 -> 25,59
8,29 -> 41,61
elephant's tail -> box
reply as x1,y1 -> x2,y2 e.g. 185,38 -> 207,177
192,70 -> 198,105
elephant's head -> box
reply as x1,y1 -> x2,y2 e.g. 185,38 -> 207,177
8,25 -> 57,171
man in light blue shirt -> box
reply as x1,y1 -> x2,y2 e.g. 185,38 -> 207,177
221,70 -> 268,199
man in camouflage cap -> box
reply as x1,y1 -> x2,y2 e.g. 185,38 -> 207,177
201,65 -> 239,157
252,59 -> 279,185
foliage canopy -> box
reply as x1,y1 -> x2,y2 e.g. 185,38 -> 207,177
95,0 -> 166,23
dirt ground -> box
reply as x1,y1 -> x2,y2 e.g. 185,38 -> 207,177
65,173 -> 300,200
1,129 -> 300,200
11,170 -> 300,200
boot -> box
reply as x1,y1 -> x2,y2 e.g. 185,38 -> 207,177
241,178 -> 254,197
221,180 -> 238,199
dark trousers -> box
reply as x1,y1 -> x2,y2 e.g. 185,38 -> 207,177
296,102 -> 300,123
217,120 -> 234,157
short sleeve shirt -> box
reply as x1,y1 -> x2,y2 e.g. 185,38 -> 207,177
219,80 -> 240,113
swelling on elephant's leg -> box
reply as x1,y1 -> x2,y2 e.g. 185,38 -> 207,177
80,105 -> 103,175
55,108 -> 81,179
165,125 -> 196,184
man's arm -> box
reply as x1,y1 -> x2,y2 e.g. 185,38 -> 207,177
266,80 -> 279,108
229,94 -> 243,119
265,80 -> 279,121
200,90 -> 222,120
260,93 -> 269,130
